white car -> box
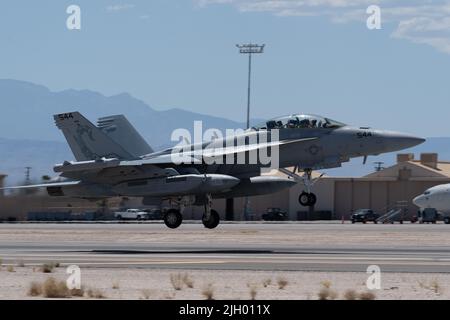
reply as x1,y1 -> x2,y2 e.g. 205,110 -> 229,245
114,209 -> 148,220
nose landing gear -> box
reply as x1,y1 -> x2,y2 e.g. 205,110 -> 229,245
298,169 -> 321,207
279,167 -> 322,207
299,192 -> 317,207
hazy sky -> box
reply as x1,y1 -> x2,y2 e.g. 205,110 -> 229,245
1,0 -> 450,137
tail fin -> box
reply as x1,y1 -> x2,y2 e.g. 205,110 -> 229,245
54,112 -> 134,161
97,115 -> 153,157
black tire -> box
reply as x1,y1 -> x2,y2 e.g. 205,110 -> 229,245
116,215 -> 122,221
308,193 -> 317,206
444,217 -> 450,225
202,209 -> 220,229
363,220 -> 367,224
351,219 -> 355,224
374,220 -> 378,224
299,192 -> 310,206
164,209 -> 183,229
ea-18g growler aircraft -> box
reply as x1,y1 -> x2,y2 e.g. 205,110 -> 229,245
5,112 -> 424,229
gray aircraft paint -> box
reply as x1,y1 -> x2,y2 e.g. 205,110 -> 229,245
4,112 -> 424,204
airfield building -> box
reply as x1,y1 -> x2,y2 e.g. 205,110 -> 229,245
214,153 -> 449,221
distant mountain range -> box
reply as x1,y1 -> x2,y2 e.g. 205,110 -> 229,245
0,79 -> 449,184
0,79 -> 249,147
0,79 -> 253,184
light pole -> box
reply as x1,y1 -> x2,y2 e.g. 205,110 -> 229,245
236,43 -> 265,129
236,43 -> 265,221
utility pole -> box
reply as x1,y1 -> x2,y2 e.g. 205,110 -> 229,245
236,43 -> 265,221
374,162 -> 385,172
25,166 -> 32,184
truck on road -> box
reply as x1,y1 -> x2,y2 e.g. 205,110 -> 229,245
114,209 -> 148,221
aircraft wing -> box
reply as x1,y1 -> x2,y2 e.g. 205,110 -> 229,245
202,137 -> 318,159
0,181 -> 81,190
139,137 -> 318,164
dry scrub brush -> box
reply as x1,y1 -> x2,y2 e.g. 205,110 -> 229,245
202,283 -> 215,300
318,281 -> 338,300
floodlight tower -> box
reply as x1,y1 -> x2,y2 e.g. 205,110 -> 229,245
236,43 -> 265,221
236,43 -> 265,129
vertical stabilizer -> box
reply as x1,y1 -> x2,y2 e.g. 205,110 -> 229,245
54,112 -> 135,161
97,115 -> 153,157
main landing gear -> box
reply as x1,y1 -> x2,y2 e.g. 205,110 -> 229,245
164,209 -> 183,229
163,194 -> 221,229
202,194 -> 220,229
203,209 -> 220,229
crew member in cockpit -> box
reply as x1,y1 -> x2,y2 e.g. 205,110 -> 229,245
299,119 -> 310,128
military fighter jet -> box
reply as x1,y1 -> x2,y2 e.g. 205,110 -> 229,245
4,112 -> 425,229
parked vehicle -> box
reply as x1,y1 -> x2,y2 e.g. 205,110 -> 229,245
351,209 -> 380,224
262,208 -> 288,221
114,209 -> 149,220
143,208 -> 163,220
418,208 -> 441,224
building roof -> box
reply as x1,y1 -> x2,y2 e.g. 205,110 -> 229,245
364,158 -> 450,181
266,154 -> 450,182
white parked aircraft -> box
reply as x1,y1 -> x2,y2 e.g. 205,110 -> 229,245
413,184 -> 450,215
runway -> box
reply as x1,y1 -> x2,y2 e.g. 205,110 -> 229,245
1,223 -> 450,273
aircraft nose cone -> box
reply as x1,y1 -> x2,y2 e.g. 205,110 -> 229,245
381,131 -> 425,152
413,195 -> 425,207
392,134 -> 425,149
406,136 -> 426,148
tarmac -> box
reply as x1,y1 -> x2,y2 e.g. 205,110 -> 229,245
1,222 -> 450,273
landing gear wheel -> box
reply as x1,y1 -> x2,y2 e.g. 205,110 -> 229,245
298,192 -> 317,207
164,209 -> 183,229
308,193 -> 317,206
299,192 -> 310,206
202,209 -> 220,229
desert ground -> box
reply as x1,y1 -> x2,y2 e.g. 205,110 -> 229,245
0,222 -> 449,299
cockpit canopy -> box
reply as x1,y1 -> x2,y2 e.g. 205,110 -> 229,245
254,114 -> 346,130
